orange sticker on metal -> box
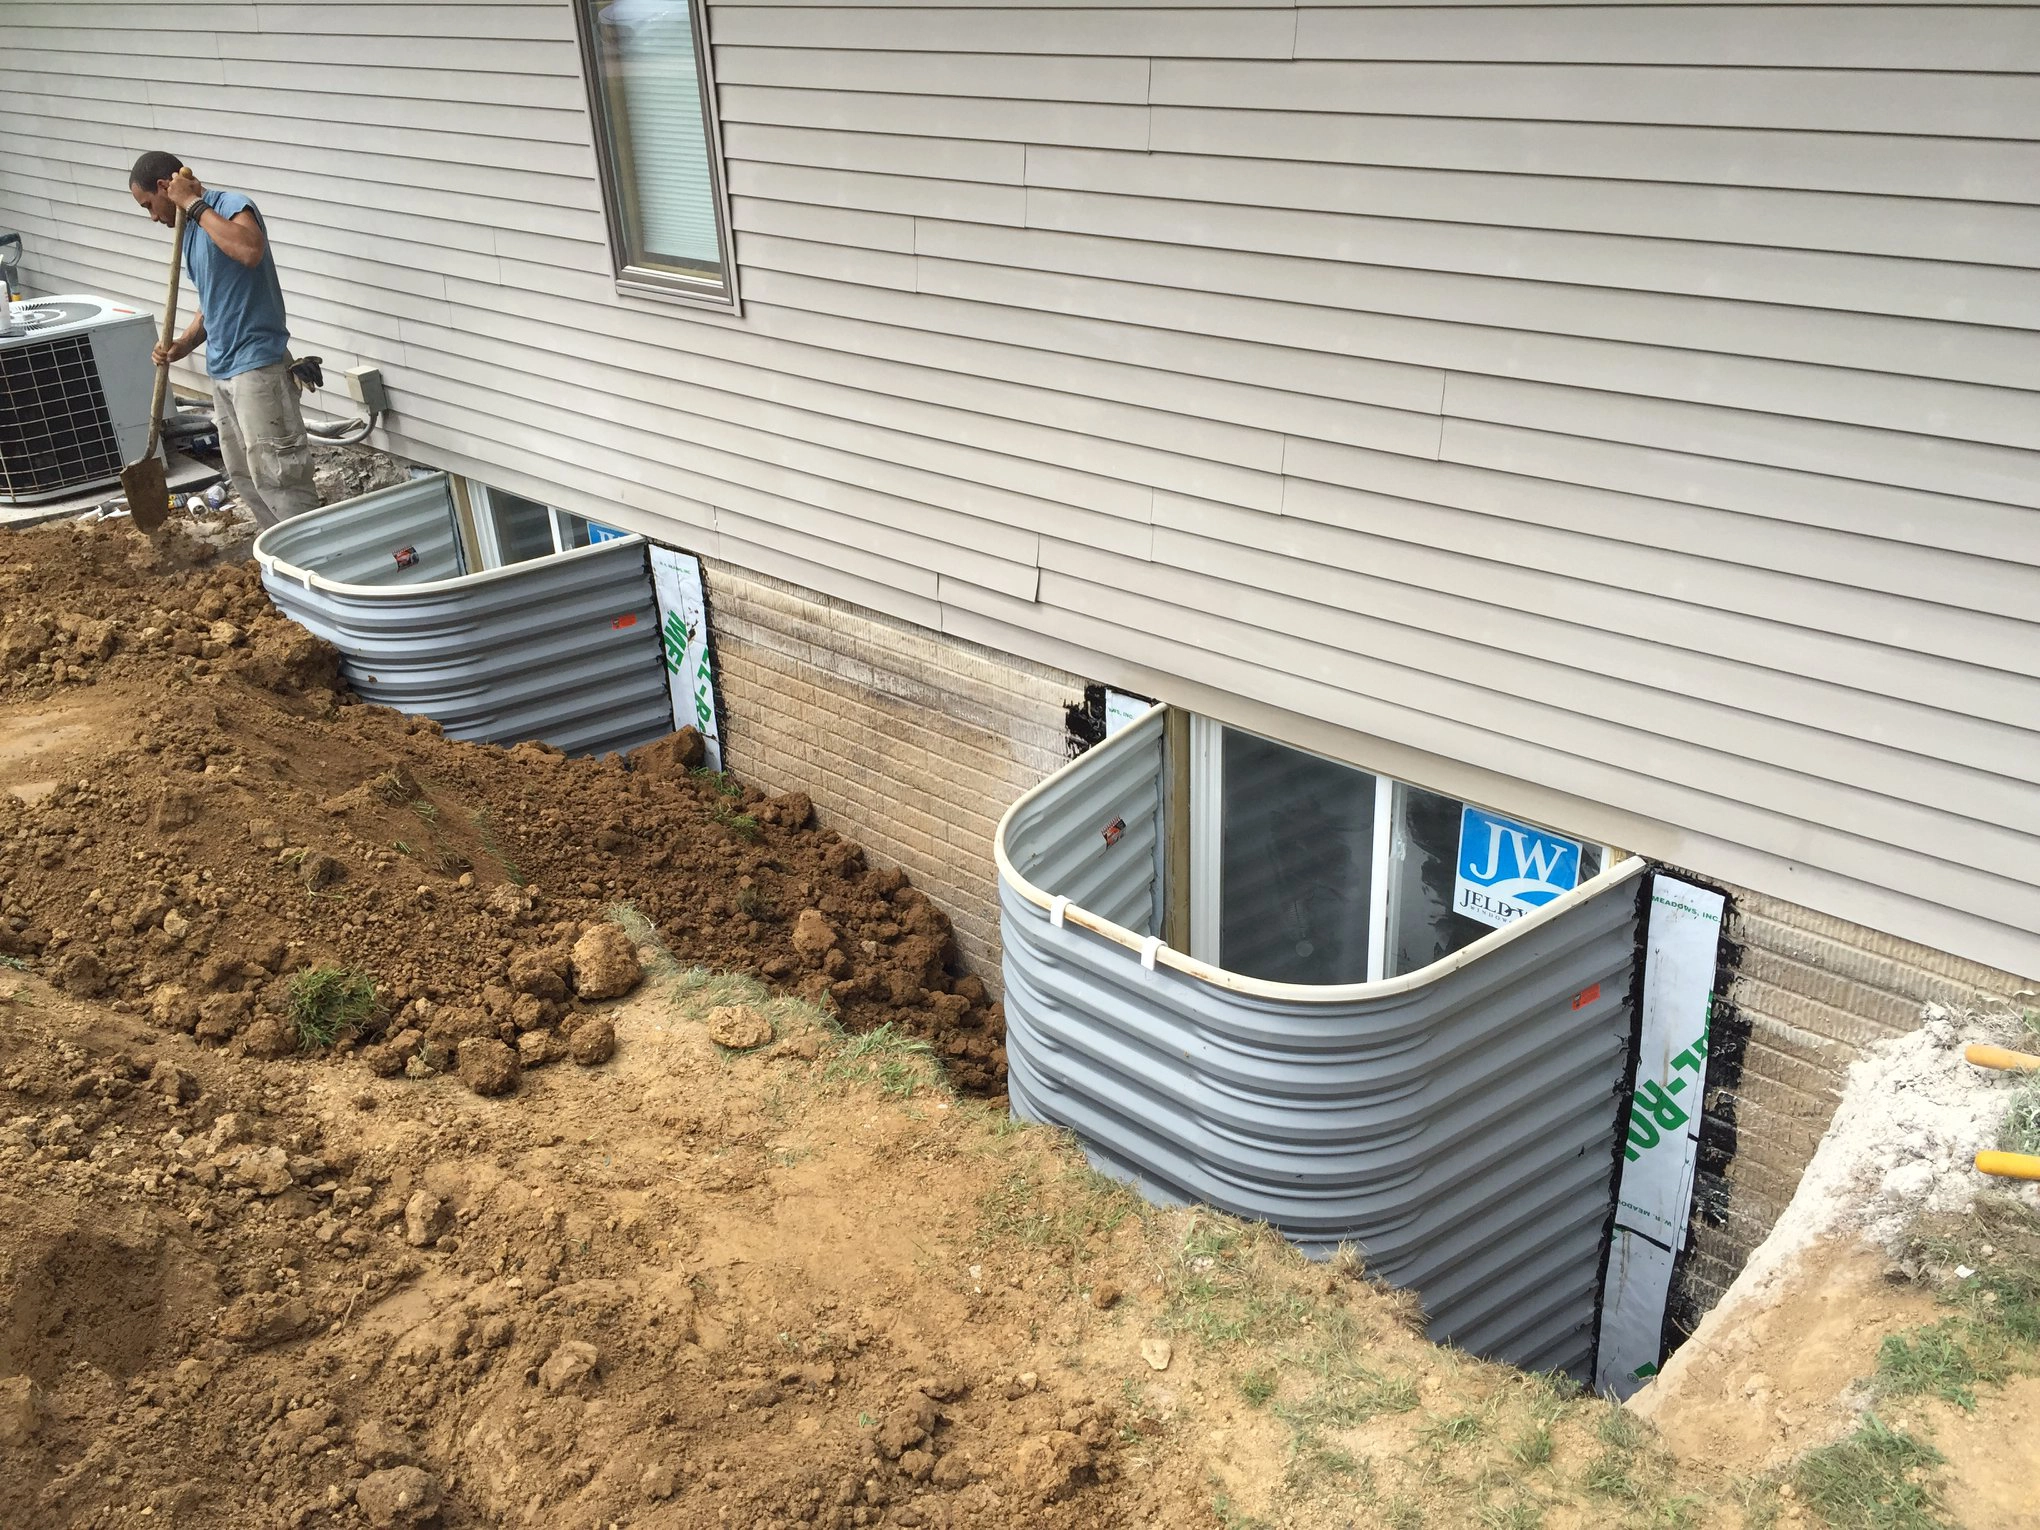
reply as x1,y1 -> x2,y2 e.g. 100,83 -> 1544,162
611,614 -> 638,630
1571,983 -> 1602,1011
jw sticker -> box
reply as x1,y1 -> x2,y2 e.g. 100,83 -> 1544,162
1453,805 -> 1583,930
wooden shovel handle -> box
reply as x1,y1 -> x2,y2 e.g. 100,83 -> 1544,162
1965,1043 -> 2040,1073
145,193 -> 190,459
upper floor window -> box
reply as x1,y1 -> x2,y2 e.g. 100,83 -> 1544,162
573,0 -> 738,309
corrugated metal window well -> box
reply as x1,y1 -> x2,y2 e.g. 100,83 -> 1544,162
252,473 -> 717,761
996,705 -> 1648,1379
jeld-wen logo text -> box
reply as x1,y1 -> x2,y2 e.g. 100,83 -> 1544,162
1452,806 -> 1584,931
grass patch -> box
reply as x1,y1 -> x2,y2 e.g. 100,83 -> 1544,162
691,766 -> 745,800
955,1097 -> 1029,1139
1875,1318 -> 2007,1410
609,901 -> 669,962
286,964 -> 375,1048
1509,1423 -> 1554,1469
1421,1410 -> 1487,1449
1524,1370 -> 1581,1416
1157,1218 -> 1320,1348
1577,1401 -> 1677,1512
978,1159 -> 1141,1266
408,796 -> 438,823
712,806 -> 761,842
1283,1441 -> 1363,1498
1238,1368 -> 1279,1407
1905,1194 -> 2040,1359
471,806 -> 524,885
1274,1356 -> 1419,1437
820,1021 -> 940,1098
1597,1403 -> 1646,1452
1582,1450 -> 1638,1502
1789,1414 -> 1947,1530
0,954 -> 27,971
662,961 -> 836,1048
2000,1073 -> 2040,1155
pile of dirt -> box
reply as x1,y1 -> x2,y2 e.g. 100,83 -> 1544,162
0,971 -> 1210,1530
1646,1003 -> 2039,1358
0,521 -> 1005,1094
1633,1003 -> 2040,1527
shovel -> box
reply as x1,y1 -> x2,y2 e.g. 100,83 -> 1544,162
121,196 -> 190,534
1964,1043 -> 2040,1074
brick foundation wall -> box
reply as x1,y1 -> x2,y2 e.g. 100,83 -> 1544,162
1670,882 -> 2035,1339
701,560 -> 1087,984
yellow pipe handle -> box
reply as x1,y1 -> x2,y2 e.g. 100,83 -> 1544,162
1964,1044 -> 2040,1073
1975,1151 -> 2040,1182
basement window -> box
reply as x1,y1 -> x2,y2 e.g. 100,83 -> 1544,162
1189,719 -> 1605,983
464,480 -> 622,569
573,0 -> 740,310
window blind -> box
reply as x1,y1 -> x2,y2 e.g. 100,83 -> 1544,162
597,2 -> 722,277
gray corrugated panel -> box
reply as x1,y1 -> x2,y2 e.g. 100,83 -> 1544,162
997,714 -> 1645,1378
254,479 -> 674,759
259,473 -> 466,588
999,708 -> 1166,936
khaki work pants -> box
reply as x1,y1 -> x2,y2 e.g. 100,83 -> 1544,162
214,361 -> 318,529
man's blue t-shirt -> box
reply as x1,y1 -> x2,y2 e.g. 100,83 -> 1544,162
185,189 -> 290,380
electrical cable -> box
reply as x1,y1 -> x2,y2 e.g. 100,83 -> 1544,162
305,410 -> 380,445
287,352 -> 379,443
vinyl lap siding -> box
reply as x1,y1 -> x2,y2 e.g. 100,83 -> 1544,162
5,1 -> 2038,976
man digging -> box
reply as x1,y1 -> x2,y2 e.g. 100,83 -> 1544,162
128,150 -> 317,529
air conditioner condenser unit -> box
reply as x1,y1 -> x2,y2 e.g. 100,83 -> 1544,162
0,294 -> 157,507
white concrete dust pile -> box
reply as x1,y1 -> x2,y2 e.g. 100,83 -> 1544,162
1661,1000 -> 2039,1344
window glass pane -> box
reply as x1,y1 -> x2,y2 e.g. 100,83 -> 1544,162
1385,785 -> 1603,978
1218,728 -> 1375,986
584,0 -> 725,287
488,489 -> 556,565
556,511 -> 594,550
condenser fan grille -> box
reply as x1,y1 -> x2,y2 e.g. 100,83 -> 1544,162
0,333 -> 124,498
12,301 -> 104,332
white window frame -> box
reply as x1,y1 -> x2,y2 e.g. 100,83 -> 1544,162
1188,717 -> 1614,982
1188,714 -> 1224,963
572,0 -> 742,313
466,481 -> 598,569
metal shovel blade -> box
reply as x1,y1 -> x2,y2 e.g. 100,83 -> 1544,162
122,453 -> 170,533
124,198 -> 190,535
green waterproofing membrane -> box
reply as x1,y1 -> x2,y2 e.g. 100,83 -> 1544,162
254,475 -> 673,758
997,708 -> 1646,1378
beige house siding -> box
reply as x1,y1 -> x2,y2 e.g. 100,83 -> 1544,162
6,1 -> 2039,975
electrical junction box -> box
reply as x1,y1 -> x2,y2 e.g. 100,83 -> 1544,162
342,364 -> 389,414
